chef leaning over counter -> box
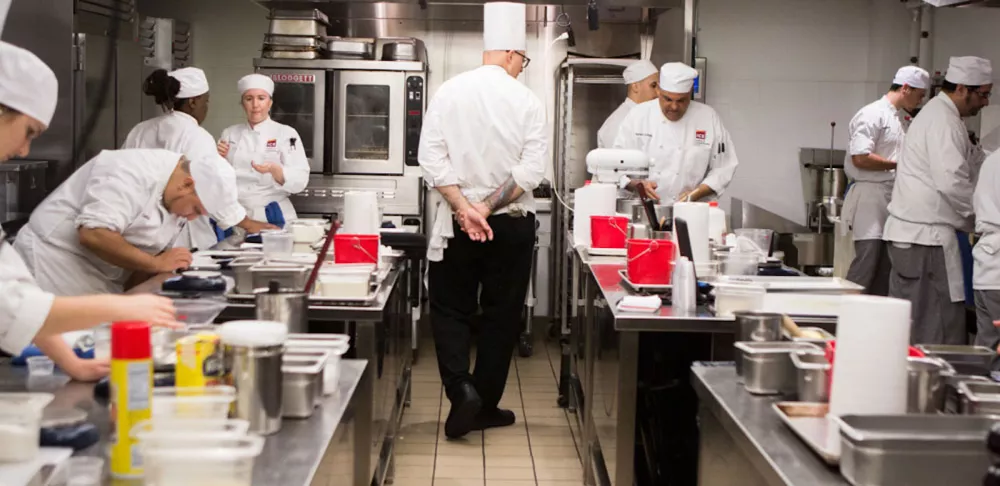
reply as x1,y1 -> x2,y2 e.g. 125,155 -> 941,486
420,1 -> 546,440
613,62 -> 739,204
0,41 -> 178,362
218,73 -> 310,226
123,66 -> 275,248
842,65 -> 930,297
884,56 -> 993,345
596,60 -> 658,150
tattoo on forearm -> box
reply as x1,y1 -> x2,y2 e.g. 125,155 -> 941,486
484,177 -> 521,212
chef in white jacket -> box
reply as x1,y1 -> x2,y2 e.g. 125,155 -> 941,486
419,1 -> 547,440
123,67 -> 274,248
0,41 -> 177,378
973,150 -> 1000,363
842,66 -> 930,296
217,74 -> 310,225
884,56 -> 993,345
613,62 -> 739,203
596,60 -> 658,149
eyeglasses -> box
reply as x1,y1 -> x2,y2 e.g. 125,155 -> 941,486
975,89 -> 993,100
510,51 -> 531,70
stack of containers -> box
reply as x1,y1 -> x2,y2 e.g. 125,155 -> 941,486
336,191 -> 382,266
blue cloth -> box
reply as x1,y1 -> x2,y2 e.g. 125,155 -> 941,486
210,219 -> 233,243
13,344 -> 92,366
958,230 -> 974,306
264,201 -> 285,228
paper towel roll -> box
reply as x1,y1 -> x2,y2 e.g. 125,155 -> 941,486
572,183 -> 617,247
343,191 -> 381,234
673,202 -> 710,263
827,295 -> 911,455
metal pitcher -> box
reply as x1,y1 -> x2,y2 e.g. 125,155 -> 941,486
255,281 -> 308,334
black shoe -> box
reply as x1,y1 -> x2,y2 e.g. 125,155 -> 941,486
444,382 -> 482,439
472,408 -> 517,431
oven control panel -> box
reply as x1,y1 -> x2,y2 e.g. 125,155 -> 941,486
405,76 -> 424,167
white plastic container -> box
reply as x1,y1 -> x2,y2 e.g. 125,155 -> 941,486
0,393 -> 54,462
261,230 -> 294,257
316,273 -> 371,299
288,220 -> 326,243
714,283 -> 766,317
131,419 -> 250,448
286,334 -> 350,395
152,386 -> 236,421
140,436 -> 265,486
708,201 -> 727,243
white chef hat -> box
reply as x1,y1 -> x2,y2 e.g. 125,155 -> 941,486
0,41 -> 58,127
945,56 -> 993,86
168,67 -> 210,99
189,155 -> 233,216
238,74 -> 274,96
483,2 -> 527,52
892,65 -> 930,89
659,62 -> 699,93
623,61 -> 658,85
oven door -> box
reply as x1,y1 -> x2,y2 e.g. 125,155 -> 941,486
334,71 -> 405,176
258,69 -> 326,173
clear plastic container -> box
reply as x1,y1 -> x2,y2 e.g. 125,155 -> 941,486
734,228 -> 773,256
152,386 -> 236,421
173,298 -> 228,326
93,324 -> 111,361
714,283 -> 767,317
26,356 -> 54,376
0,392 -> 54,462
131,419 -> 250,448
140,436 -> 265,486
722,252 -> 759,276
261,230 -> 294,257
64,457 -> 104,486
695,260 -> 721,278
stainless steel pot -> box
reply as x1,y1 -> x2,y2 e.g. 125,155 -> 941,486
219,321 -> 287,436
255,282 -> 308,334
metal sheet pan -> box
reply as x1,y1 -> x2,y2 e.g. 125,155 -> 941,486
772,402 -> 839,465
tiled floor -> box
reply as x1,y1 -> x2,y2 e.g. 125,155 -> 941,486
394,339 -> 583,486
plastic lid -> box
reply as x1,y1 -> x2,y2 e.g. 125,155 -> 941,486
709,201 -> 719,207
111,321 -> 151,360
41,407 -> 88,428
217,320 -> 287,347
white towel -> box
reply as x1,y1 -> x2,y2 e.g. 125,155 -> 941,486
616,295 -> 662,313
427,192 -> 455,263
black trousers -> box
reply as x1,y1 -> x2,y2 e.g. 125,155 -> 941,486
428,213 -> 535,409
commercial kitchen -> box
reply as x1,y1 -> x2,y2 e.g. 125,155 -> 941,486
2,0 -> 1000,485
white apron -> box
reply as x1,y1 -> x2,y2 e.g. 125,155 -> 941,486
650,145 -> 713,204
841,181 -> 893,241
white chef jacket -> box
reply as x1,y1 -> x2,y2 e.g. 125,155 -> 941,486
883,92 -> 977,302
0,227 -> 55,355
973,151 -> 1000,289
123,111 -> 246,249
842,96 -> 911,241
219,118 -> 310,222
14,149 -> 188,297
613,100 -> 739,203
419,65 -> 548,262
597,98 -> 636,149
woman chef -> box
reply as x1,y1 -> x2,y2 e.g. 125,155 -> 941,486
614,62 -> 739,204
0,41 -> 178,378
217,74 -> 310,225
123,67 -> 275,248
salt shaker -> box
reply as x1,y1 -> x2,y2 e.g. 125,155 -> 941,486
672,256 -> 696,314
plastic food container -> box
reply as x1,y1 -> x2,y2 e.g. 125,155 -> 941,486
173,298 -> 228,326
0,392 -> 55,462
721,252 -> 759,276
26,356 -> 54,376
734,228 -> 773,256
288,220 -> 326,243
93,324 -> 112,361
316,272 -> 371,299
152,386 -> 236,420
140,435 -> 265,486
261,229 -> 294,257
131,418 -> 250,449
713,284 -> 766,317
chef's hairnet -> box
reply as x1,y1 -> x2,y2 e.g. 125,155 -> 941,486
659,62 -> 699,93
168,67 -> 210,99
892,66 -> 930,90
945,56 -> 993,86
623,61 -> 658,85
483,2 -> 527,51
189,155 -> 232,216
0,41 -> 58,127
238,74 -> 274,97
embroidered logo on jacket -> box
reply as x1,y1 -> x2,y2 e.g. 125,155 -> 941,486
266,139 -> 277,148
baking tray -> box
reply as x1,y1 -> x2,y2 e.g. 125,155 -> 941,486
759,292 -> 844,318
587,247 -> 626,257
715,276 -> 863,294
772,402 -> 839,465
618,270 -> 671,294
226,289 -> 378,306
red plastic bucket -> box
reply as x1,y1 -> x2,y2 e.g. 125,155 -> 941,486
626,238 -> 675,285
591,215 -> 629,249
334,234 -> 380,264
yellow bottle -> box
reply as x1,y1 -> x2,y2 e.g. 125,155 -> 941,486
110,321 -> 152,478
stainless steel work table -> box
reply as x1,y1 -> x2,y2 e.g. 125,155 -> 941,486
0,359 -> 368,486
691,363 -> 848,486
562,241 -> 737,486
132,260 -> 414,486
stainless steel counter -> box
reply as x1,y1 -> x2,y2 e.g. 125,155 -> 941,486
0,359 -> 368,486
691,363 -> 847,486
